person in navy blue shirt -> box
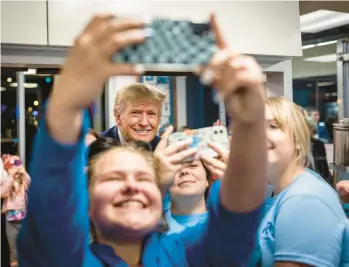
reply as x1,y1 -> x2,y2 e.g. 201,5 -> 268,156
17,14 -> 268,267
100,83 -> 165,151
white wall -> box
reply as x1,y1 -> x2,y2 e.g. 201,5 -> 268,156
175,77 -> 187,128
47,0 -> 302,57
265,59 -> 293,100
292,44 -> 337,79
1,0 -> 47,45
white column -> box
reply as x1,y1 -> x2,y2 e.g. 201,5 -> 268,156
105,76 -> 136,129
16,72 -> 26,165
175,77 -> 187,129
265,59 -> 293,100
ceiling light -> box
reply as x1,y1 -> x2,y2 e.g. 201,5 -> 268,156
304,54 -> 337,63
318,81 -> 335,87
300,10 -> 349,33
7,77 -> 12,83
302,40 -> 337,50
302,44 -> 316,50
9,82 -> 38,89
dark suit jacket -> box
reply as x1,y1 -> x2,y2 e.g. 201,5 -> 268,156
100,126 -> 161,151
311,137 -> 331,184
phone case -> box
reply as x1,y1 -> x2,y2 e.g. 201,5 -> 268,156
168,126 -> 230,162
112,18 -> 217,72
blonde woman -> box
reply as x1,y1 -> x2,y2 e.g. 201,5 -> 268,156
258,97 -> 349,267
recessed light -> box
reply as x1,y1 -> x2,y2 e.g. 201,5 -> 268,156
304,54 -> 337,63
300,10 -> 349,33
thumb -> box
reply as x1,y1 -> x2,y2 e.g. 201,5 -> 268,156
156,125 -> 174,151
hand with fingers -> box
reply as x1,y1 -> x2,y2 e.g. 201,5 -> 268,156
51,14 -> 147,112
336,180 -> 349,197
154,126 -> 198,195
200,15 -> 266,125
47,14 -> 148,143
200,142 -> 228,178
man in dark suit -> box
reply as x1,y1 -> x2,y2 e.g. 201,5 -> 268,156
305,116 -> 331,184
100,83 -> 166,151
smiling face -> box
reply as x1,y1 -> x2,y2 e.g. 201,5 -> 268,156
116,100 -> 161,143
265,97 -> 311,182
89,148 -> 162,241
170,160 -> 208,199
265,106 -> 295,179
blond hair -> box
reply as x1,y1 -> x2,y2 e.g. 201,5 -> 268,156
114,83 -> 166,115
266,97 -> 312,168
88,144 -> 159,189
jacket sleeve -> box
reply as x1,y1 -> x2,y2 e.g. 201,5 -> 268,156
17,110 -> 96,267
183,179 -> 262,266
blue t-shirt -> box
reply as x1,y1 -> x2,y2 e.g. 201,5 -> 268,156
162,193 -> 208,235
258,169 -> 349,267
17,111 -> 263,267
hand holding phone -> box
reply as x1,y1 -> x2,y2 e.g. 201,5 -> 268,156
168,126 -> 230,163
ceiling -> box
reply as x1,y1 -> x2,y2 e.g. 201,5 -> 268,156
299,1 -> 349,15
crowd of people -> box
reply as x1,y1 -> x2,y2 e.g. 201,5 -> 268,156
1,13 -> 349,267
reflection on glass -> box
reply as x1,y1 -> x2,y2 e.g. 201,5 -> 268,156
1,71 -> 55,167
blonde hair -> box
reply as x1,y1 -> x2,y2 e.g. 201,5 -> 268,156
114,83 -> 166,115
88,144 -> 159,189
266,97 -> 312,168
87,143 -> 162,241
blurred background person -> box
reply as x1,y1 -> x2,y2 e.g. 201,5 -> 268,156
1,155 -> 30,267
305,116 -> 331,184
307,107 -> 330,142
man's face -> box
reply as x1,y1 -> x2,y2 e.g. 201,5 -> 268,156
116,100 -> 161,143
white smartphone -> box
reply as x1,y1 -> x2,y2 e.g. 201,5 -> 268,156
168,126 -> 230,162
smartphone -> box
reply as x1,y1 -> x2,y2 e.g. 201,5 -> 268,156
112,17 -> 217,72
168,126 -> 230,162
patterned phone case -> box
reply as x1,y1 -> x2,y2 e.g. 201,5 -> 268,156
168,126 -> 230,162
112,18 -> 217,72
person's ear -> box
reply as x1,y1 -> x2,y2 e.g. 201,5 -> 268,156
114,109 -> 122,127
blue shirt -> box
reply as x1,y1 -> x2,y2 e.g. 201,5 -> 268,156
258,169 -> 349,267
162,193 -> 208,235
17,112 -> 263,267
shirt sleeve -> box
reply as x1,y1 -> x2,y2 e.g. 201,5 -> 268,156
184,179 -> 263,266
17,110 -> 98,267
274,195 -> 345,267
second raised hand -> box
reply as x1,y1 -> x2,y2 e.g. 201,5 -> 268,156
200,142 -> 228,178
154,126 -> 198,194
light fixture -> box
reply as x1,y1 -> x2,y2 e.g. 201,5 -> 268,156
303,54 -> 337,63
300,10 -> 349,33
28,107 -> 33,112
1,87 -> 6,91
9,82 -> 38,89
302,40 -> 337,50
33,100 -> 39,106
24,69 -> 37,75
7,77 -> 12,83
318,81 -> 335,87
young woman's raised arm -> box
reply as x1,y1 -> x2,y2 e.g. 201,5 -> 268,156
17,15 -> 147,267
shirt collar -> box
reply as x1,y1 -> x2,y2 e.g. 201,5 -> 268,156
117,127 -> 127,145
